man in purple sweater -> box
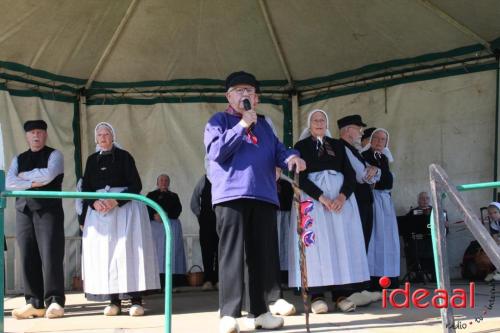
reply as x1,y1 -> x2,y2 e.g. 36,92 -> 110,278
204,71 -> 306,333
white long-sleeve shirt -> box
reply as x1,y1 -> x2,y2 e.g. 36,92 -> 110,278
6,149 -> 64,190
344,148 -> 381,185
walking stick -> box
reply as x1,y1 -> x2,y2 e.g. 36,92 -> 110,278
280,173 -> 311,333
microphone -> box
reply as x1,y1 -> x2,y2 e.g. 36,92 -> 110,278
242,98 -> 258,144
243,98 -> 255,130
243,99 -> 252,111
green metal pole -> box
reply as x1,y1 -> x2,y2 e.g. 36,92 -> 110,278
0,171 -> 5,333
0,190 -> 172,333
429,210 -> 441,286
163,204 -> 172,333
494,57 -> 499,201
431,179 -> 500,289
456,181 -> 500,191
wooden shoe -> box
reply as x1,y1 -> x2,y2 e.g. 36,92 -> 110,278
347,292 -> 371,306
45,303 -> 64,318
365,291 -> 383,302
219,316 -> 239,333
254,312 -> 284,329
129,304 -> 144,316
269,298 -> 296,316
311,299 -> 328,314
337,298 -> 356,312
103,304 -> 121,316
12,304 -> 46,319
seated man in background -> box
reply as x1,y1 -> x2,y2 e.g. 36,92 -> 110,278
402,191 -> 448,282
406,191 -> 448,233
407,192 -> 432,223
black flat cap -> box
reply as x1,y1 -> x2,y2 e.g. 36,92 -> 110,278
225,71 -> 260,93
361,127 -> 376,141
23,120 -> 47,132
337,114 -> 366,129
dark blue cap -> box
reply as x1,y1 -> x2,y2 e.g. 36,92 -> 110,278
225,71 -> 260,93
337,115 -> 366,129
23,120 -> 47,132
362,127 -> 376,141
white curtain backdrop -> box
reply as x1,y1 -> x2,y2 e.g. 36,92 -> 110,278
82,101 -> 285,236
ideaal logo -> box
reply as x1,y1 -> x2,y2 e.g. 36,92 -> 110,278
379,276 -> 496,330
445,281 -> 496,330
379,276 -> 475,309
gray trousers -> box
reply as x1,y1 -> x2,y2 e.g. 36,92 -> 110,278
16,206 -> 65,308
215,199 -> 281,318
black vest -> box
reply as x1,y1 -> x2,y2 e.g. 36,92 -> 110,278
16,146 -> 64,212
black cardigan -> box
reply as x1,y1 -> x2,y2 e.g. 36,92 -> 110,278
361,148 -> 393,190
294,136 -> 356,200
82,146 -> 142,209
146,189 -> 182,220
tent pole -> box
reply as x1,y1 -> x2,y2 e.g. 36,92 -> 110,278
79,95 -> 90,168
0,170 -> 5,333
292,94 -> 300,144
494,56 -> 500,201
258,0 -> 294,90
84,0 -> 139,90
418,0 -> 492,54
73,97 -> 83,180
282,98 -> 293,149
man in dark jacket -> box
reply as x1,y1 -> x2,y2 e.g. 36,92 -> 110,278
338,115 -> 380,250
190,174 -> 218,290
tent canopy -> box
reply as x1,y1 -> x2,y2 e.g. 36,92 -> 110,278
0,0 -> 499,96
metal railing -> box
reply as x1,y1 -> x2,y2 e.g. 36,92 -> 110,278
0,170 -> 173,333
429,164 -> 500,333
4,234 -> 201,294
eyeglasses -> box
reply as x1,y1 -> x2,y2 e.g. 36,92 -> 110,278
228,87 -> 256,95
347,126 -> 364,134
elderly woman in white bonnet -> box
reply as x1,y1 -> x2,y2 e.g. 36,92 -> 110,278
483,202 -> 500,282
81,122 -> 159,316
361,128 -> 400,291
147,173 -> 187,292
288,109 -> 370,314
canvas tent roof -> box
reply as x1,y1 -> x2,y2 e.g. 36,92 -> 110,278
1,0 -> 500,285
0,0 -> 499,97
